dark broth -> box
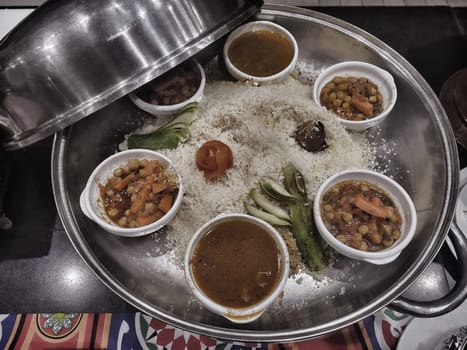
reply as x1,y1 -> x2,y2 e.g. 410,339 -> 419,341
227,30 -> 294,77
191,219 -> 282,308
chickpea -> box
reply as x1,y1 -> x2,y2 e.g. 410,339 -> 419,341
358,225 -> 369,234
360,184 -> 369,192
332,98 -> 342,107
128,159 -> 140,170
113,168 -> 123,177
369,95 -> 378,103
342,212 -> 353,223
129,220 -> 138,228
369,232 -> 382,244
344,95 -> 352,103
124,209 -> 131,217
342,102 -> 350,109
358,241 -> 368,251
351,239 -> 368,251
139,159 -> 149,168
118,217 -> 128,227
337,83 -> 348,91
145,202 -> 156,212
326,212 -> 335,221
323,204 -> 333,212
383,224 -> 393,235
392,229 -> 401,240
329,92 -> 337,102
108,208 -> 119,217
333,76 -> 344,84
389,210 -> 401,224
336,234 -> 347,243
382,234 -> 394,247
139,168 -> 149,177
122,166 -> 131,175
367,86 -> 377,96
128,185 -> 137,194
353,233 -> 363,241
106,189 -> 115,197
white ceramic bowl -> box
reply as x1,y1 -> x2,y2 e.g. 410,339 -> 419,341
313,169 -> 416,265
129,60 -> 206,118
223,21 -> 299,84
312,61 -> 397,131
79,149 -> 183,237
184,213 -> 290,323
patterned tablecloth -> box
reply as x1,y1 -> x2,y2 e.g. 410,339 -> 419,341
0,307 -> 412,350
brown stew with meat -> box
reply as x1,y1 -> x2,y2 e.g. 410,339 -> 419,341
319,76 -> 383,121
190,219 -> 282,308
135,61 -> 201,106
99,159 -> 178,228
320,180 -> 402,252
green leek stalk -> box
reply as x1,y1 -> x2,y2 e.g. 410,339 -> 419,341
282,164 -> 327,271
127,103 -> 197,150
246,165 -> 327,271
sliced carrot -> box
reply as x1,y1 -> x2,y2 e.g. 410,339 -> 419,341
353,194 -> 388,219
159,193 -> 173,213
114,173 -> 135,191
152,182 -> 168,194
165,184 -> 177,195
145,160 -> 161,175
130,185 -> 151,214
136,210 -> 163,226
350,95 -> 374,116
144,173 -> 155,187
370,196 -> 384,208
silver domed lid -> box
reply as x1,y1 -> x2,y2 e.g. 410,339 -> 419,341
0,0 -> 262,150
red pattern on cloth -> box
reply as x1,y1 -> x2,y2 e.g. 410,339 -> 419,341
0,309 -> 409,350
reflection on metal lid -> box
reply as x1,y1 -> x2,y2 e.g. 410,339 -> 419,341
0,0 -> 262,150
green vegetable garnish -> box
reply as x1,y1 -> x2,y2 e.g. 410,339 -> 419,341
282,164 -> 328,272
127,103 -> 198,150
244,164 -> 328,271
244,202 -> 290,226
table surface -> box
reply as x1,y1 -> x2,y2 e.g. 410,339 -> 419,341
0,4 -> 467,345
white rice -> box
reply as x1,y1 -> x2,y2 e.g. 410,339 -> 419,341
121,71 -> 375,269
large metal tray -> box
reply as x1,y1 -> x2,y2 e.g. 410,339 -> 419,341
52,5 -> 461,342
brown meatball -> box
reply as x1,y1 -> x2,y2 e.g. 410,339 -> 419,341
295,120 -> 328,152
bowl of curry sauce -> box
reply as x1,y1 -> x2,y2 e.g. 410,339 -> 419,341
223,21 -> 298,84
184,213 -> 290,323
